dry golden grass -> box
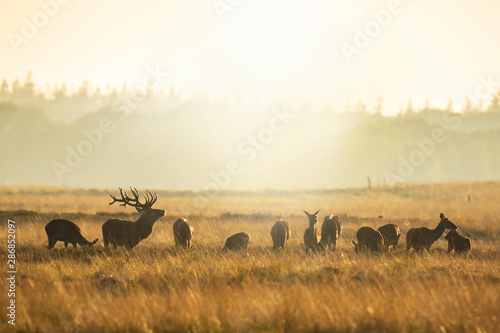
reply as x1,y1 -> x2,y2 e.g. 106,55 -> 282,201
1,182 -> 499,332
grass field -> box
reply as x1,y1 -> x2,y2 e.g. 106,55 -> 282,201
1,182 -> 499,332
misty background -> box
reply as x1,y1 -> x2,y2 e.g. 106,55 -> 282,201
1,74 -> 500,189
2,1 -> 500,189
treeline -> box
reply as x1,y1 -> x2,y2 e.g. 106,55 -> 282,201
1,74 -> 500,189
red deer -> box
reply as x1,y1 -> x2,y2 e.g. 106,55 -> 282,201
319,215 -> 342,252
352,226 -> 385,253
303,210 -> 320,254
45,219 -> 98,249
378,224 -> 400,250
173,218 -> 194,248
406,213 -> 457,253
445,230 -> 471,254
102,187 -> 165,250
222,232 -> 250,251
271,220 -> 291,249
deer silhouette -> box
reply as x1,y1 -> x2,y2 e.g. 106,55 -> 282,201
445,229 -> 471,254
303,210 -> 320,254
45,219 -> 98,249
271,220 -> 291,249
102,187 -> 165,250
222,232 -> 250,251
352,226 -> 385,253
378,224 -> 400,250
406,213 -> 457,253
173,218 -> 194,248
317,215 -> 342,253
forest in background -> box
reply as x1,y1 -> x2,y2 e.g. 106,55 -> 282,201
1,73 -> 500,189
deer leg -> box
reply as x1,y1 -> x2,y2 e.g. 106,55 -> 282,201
64,242 -> 69,248
72,243 -> 77,248
48,237 -> 56,249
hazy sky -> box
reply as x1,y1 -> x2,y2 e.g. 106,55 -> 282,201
1,0 -> 500,114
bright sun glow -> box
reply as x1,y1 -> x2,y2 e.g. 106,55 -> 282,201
218,2 -> 320,80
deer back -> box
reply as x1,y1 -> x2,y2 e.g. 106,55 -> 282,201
446,230 -> 471,253
378,224 -> 400,247
321,216 -> 340,242
356,226 -> 384,252
223,232 -> 250,251
406,227 -> 432,249
45,219 -> 88,244
173,218 -> 193,247
271,220 -> 291,248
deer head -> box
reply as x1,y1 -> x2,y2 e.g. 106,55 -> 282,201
303,210 -> 320,227
109,187 -> 165,223
439,213 -> 458,231
352,240 -> 360,253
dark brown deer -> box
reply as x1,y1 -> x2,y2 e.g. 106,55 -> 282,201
319,215 -> 342,252
406,213 -> 457,253
102,187 -> 165,250
222,232 -> 250,251
445,230 -> 471,254
45,219 -> 98,249
378,224 -> 400,250
271,220 -> 291,249
352,226 -> 385,253
303,210 -> 320,254
173,218 -> 194,248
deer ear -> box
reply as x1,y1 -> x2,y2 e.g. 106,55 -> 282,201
303,210 -> 310,216
314,210 -> 320,216
440,213 -> 445,219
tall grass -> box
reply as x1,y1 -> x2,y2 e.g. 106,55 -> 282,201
1,182 -> 499,332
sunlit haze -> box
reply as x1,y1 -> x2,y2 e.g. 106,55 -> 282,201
1,0 -> 500,189
2,0 -> 500,111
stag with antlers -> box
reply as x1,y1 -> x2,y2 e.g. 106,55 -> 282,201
102,187 -> 165,250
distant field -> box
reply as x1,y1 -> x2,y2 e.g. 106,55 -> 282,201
1,182 -> 499,332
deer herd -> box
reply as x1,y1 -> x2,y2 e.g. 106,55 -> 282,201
44,187 -> 472,255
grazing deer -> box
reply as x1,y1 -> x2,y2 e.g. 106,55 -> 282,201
445,230 -> 471,254
102,187 -> 165,250
173,218 -> 194,248
352,226 -> 385,253
319,215 -> 342,252
378,224 -> 400,250
222,232 -> 250,251
303,210 -> 320,254
406,213 -> 457,253
45,219 -> 98,249
271,220 -> 291,249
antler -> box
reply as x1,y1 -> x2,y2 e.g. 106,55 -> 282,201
109,187 -> 157,212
